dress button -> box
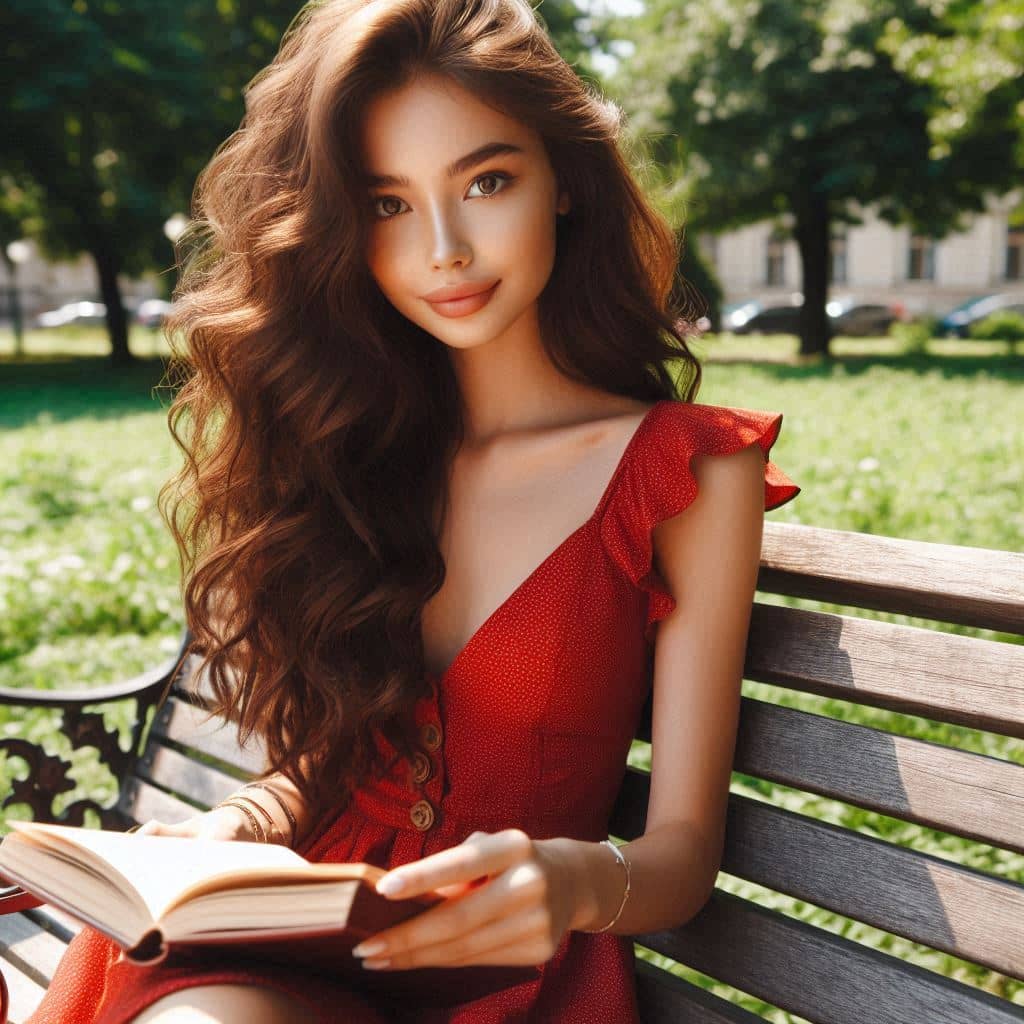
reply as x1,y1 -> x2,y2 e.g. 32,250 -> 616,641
410,750 -> 432,785
420,722 -> 442,752
410,799 -> 436,831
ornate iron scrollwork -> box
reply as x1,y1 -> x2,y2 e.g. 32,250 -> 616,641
0,629 -> 193,829
0,735 -> 78,823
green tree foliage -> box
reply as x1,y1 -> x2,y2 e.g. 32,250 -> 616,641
879,0 -> 1024,225
593,0 -> 1022,358
879,0 -> 1024,159
2,0 -> 302,366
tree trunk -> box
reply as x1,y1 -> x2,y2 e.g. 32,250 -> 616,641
791,189 -> 833,359
93,246 -> 133,367
1,251 -> 25,360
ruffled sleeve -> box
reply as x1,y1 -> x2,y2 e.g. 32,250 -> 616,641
598,401 -> 801,643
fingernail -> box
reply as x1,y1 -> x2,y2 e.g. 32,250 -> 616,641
352,940 -> 386,958
376,875 -> 405,896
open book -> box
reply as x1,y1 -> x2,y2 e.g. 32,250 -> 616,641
0,820 -> 542,1002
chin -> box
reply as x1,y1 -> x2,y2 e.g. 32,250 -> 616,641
429,326 -> 504,351
421,308 -> 518,350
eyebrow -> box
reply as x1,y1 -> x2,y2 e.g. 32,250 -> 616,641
365,141 -> 526,189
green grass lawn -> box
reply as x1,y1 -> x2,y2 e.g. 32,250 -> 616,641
1,326 -> 1022,1018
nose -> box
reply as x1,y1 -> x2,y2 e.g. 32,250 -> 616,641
428,200 -> 472,270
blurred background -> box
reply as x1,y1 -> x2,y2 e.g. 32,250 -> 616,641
3,0 -> 1024,362
1,1 -> 1022,1019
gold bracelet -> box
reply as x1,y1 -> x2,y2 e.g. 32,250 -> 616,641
583,839 -> 631,933
243,782 -> 298,847
215,798 -> 267,843
232,793 -> 280,844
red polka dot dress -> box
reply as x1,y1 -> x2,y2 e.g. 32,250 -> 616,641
25,399 -> 800,1024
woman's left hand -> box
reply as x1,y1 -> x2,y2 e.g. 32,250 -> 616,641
350,829 -> 582,970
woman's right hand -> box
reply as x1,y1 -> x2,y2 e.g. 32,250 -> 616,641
130,805 -> 255,843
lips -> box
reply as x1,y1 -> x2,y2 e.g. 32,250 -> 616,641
422,279 -> 500,303
422,279 -> 501,319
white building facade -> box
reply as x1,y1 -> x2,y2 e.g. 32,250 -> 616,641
701,189 -> 1024,316
1,249 -> 161,323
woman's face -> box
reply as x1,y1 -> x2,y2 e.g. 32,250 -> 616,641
361,73 -> 570,352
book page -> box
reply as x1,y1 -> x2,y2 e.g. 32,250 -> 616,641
162,880 -> 359,941
8,823 -> 308,922
0,834 -> 144,947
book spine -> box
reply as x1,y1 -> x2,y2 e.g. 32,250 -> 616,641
126,927 -> 169,966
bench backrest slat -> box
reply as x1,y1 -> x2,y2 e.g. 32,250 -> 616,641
117,775 -> 202,828
135,741 -> 242,808
651,695 -> 1024,852
635,695 -> 1024,853
22,904 -> 80,945
2,953 -> 47,1024
2,911 -> 72,986
635,889 -> 1024,1024
150,695 -> 266,776
633,960 -> 765,1023
720,793 -> 1024,979
760,522 -> 1024,633
745,605 -> 1024,735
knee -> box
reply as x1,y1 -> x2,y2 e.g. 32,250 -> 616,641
131,983 -> 307,1023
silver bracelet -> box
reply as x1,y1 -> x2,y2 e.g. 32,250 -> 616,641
583,839 -> 631,933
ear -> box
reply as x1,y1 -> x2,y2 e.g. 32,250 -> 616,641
556,189 -> 571,216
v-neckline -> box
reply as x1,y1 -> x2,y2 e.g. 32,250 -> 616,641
425,400 -> 667,685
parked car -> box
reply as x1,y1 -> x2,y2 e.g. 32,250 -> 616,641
722,295 -> 906,337
720,300 -> 762,332
34,300 -> 107,329
134,299 -> 175,328
937,292 -> 1024,338
724,300 -> 802,335
826,296 -> 906,337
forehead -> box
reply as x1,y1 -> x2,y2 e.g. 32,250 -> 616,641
360,75 -> 538,176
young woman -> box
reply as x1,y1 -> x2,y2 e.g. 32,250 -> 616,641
28,0 -> 799,1020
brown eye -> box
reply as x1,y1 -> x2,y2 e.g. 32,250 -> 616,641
372,196 -> 406,220
467,172 -> 513,200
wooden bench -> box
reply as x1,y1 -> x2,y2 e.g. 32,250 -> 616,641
2,520 -> 1022,1023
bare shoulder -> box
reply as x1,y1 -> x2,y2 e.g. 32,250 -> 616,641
652,438 -> 766,593
660,437 -> 765,530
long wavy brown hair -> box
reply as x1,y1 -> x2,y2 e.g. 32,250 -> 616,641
158,0 -> 704,826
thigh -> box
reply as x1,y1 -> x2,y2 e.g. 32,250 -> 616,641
131,983 -> 309,1024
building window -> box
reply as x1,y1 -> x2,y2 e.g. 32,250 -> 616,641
766,228 -> 786,286
831,225 -> 849,284
907,233 -> 936,281
1007,227 -> 1024,280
